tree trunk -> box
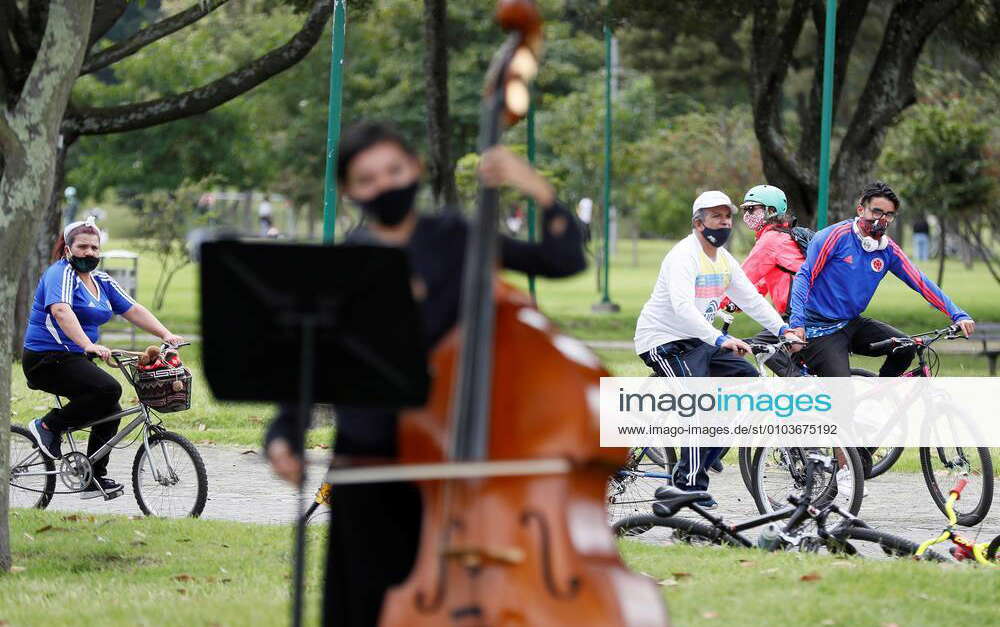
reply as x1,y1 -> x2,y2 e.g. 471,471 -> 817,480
0,0 -> 94,573
423,0 -> 458,210
936,216 -> 946,287
12,143 -> 70,356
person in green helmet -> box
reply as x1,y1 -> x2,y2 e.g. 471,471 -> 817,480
721,184 -> 807,376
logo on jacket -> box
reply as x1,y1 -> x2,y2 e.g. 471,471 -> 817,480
843,255 -> 853,265
870,258 -> 885,273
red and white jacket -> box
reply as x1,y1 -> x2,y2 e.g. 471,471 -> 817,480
723,224 -> 804,315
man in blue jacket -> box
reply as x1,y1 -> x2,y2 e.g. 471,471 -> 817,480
789,181 -> 975,376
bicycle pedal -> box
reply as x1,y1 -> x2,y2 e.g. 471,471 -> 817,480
102,488 -> 124,501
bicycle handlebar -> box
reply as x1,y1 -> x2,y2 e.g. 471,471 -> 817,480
869,325 -> 962,351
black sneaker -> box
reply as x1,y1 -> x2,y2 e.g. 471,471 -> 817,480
695,497 -> 719,510
79,477 -> 123,500
709,459 -> 724,474
29,419 -> 62,459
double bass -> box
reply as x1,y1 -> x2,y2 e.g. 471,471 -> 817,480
379,2 -> 671,625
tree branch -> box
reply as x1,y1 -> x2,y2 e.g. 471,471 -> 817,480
798,0 -> 869,164
64,0 -> 332,136
750,0 -> 812,184
836,0 -> 963,162
89,0 -> 128,46
13,0 -> 95,126
81,0 -> 231,76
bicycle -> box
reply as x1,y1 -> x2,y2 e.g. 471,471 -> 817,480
915,476 -> 999,565
9,344 -> 208,518
858,325 -> 995,526
614,450 -> 941,559
606,447 -> 674,524
647,312 -> 866,513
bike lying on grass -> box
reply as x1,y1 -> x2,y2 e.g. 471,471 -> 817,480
914,476 -> 1000,566
9,344 -> 208,518
613,450 -> 942,560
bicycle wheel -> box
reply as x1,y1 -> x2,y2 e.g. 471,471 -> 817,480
612,514 -> 736,545
739,447 -> 759,498
867,447 -> 904,479
607,466 -> 673,524
987,535 -> 1000,563
825,527 -> 946,561
132,430 -> 208,518
751,447 -> 863,517
919,446 -> 993,526
9,425 -> 55,509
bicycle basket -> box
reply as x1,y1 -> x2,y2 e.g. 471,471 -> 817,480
134,366 -> 193,413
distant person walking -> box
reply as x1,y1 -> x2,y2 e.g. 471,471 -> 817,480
912,214 -> 930,262
577,197 -> 593,243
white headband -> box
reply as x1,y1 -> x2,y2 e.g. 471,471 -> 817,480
63,216 -> 98,241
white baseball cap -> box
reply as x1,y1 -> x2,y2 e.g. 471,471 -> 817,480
692,190 -> 736,215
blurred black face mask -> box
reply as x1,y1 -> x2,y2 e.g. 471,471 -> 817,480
68,255 -> 100,273
357,181 -> 419,227
701,226 -> 731,247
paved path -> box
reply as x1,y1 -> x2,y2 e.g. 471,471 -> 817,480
44,444 -> 332,525
43,444 -> 1000,557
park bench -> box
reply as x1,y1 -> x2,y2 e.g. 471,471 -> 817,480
975,322 -> 1000,376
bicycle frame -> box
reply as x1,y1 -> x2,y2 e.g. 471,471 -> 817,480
659,453 -> 862,550
915,478 -> 995,565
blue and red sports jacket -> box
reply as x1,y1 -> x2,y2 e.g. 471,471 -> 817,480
789,219 -> 970,337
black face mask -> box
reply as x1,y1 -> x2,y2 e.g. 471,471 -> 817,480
357,181 -> 419,227
701,226 -> 732,248
68,255 -> 100,273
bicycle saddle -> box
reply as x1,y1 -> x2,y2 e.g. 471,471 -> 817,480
652,485 -> 712,517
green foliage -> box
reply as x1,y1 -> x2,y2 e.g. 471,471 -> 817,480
127,179 -> 217,310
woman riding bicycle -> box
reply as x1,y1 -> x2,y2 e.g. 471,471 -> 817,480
23,217 -> 184,499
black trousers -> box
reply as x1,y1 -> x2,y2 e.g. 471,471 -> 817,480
797,317 -> 915,377
323,409 -> 422,627
22,350 -> 123,477
640,340 -> 758,492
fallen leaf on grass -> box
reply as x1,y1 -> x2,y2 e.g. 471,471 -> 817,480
313,443 -> 330,450
130,541 -> 147,547
248,415 -> 264,424
63,514 -> 81,522
702,611 -> 718,619
129,515 -> 143,521
221,578 -> 232,584
658,579 -> 679,587
0,619 -> 10,625
22,533 -> 34,542
134,530 -> 147,539
96,536 -> 107,543
9,567 -> 25,574
672,572 -> 692,579
221,544 -> 230,549
177,538 -> 192,543
738,560 -> 755,568
205,576 -> 217,584
197,424 -> 207,432
173,574 -> 195,583
198,440 -> 213,445
177,588 -> 188,595
35,525 -> 70,533
761,567 -> 779,575
800,572 -> 822,582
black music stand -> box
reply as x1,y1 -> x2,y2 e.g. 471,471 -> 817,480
199,240 -> 429,627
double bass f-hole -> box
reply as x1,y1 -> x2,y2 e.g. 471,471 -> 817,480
521,511 -> 582,599
415,518 -> 465,613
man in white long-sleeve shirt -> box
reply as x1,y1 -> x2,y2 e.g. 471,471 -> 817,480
635,191 -> 803,504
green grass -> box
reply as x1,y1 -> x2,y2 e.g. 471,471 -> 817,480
619,540 -> 1000,626
4,508 -> 996,627
2,508 -> 325,626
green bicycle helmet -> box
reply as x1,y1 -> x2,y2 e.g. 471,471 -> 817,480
742,184 -> 787,215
